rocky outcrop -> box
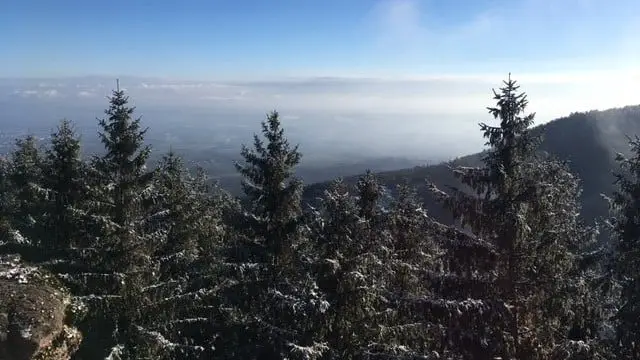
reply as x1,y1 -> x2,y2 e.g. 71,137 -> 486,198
0,254 -> 82,360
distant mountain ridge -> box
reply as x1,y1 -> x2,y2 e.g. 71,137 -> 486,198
303,105 -> 640,227
214,156 -> 427,195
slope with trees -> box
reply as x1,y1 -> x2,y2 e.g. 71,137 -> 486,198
304,106 -> 640,230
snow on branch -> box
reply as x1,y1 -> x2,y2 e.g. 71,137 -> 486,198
288,341 -> 329,360
135,325 -> 211,354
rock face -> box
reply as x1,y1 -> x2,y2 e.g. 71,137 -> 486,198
0,255 -> 82,360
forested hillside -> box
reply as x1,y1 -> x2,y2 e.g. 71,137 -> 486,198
1,76 -> 639,359
305,105 -> 640,228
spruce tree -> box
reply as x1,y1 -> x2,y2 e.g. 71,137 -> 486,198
309,178 -> 388,359
154,150 -> 200,272
428,75 -> 590,359
221,110 -> 328,359
141,150 -> 227,359
356,170 -> 384,221
0,156 -> 13,241
609,136 -> 640,359
371,182 -> 443,359
35,119 -> 95,304
71,84 -> 164,359
40,119 -> 87,252
235,111 -> 303,266
6,135 -> 45,249
386,183 -> 434,296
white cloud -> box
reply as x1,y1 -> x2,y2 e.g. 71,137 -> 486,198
200,95 -> 243,102
3,71 -> 640,126
43,89 -> 60,97
373,0 -> 426,46
13,88 -> 61,98
14,89 -> 38,97
77,90 -> 96,98
2,73 -> 638,162
139,82 -> 241,91
37,82 -> 67,88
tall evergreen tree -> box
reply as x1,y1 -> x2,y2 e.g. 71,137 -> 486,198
139,150 -> 228,359
609,135 -> 640,359
0,156 -> 13,241
356,170 -> 384,221
40,119 -> 87,252
153,150 -> 199,271
7,135 -> 45,247
221,110 -> 328,359
235,111 -> 303,266
370,182 -> 444,359
386,183 -> 434,296
429,75 -> 592,359
71,84 -> 164,359
90,83 -> 156,272
309,178 -> 389,359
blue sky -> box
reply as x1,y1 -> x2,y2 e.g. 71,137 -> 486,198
2,0 -> 639,79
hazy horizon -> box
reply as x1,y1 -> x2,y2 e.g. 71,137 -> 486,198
3,0 -> 640,165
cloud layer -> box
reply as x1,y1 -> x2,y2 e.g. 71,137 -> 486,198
1,71 -> 639,162
3,71 -> 639,122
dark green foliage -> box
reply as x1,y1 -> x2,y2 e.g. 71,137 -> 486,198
609,136 -> 640,358
141,150 -> 228,359
0,135 -> 55,265
429,75 -> 599,359
0,121 -> 87,259
309,177 -> 389,359
154,150 -> 200,270
90,86 -> 156,273
234,110 -> 303,265
41,119 -> 87,251
70,87 -> 165,360
355,170 -> 384,220
364,181 -> 443,359
221,110 -> 328,359
0,156 -> 13,239
7,135 -> 45,245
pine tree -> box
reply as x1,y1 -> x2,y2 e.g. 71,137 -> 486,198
0,156 -> 13,241
428,75 -> 591,359
6,135 -> 45,248
220,110 -> 328,359
386,183 -> 434,296
309,178 -> 388,359
40,119 -> 87,252
356,170 -> 384,221
35,119 -> 94,309
609,135 -> 640,359
0,127 -> 91,359
91,84 -> 156,273
139,150 -> 227,359
154,150 -> 200,272
369,182 -> 444,359
70,84 -> 165,359
235,111 -> 303,266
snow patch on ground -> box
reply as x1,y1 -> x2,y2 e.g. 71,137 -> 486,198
0,254 -> 41,284
20,326 -> 32,339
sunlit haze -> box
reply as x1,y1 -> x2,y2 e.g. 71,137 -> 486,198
2,0 -> 640,161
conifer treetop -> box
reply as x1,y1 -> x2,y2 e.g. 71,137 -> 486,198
96,84 -> 151,174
